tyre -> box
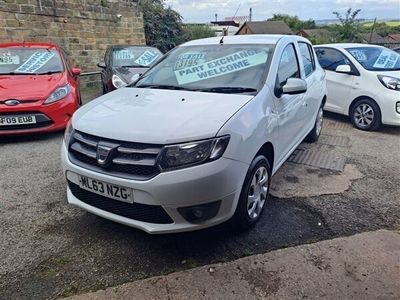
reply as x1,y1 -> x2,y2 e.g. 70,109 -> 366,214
350,98 -> 381,131
304,104 -> 324,143
232,155 -> 271,230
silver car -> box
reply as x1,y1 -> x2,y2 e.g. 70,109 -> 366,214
62,35 -> 327,233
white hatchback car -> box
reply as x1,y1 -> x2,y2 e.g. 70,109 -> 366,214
315,44 -> 400,130
62,35 -> 327,234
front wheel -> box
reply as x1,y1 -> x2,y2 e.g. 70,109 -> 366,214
350,98 -> 381,131
232,156 -> 271,230
305,105 -> 324,143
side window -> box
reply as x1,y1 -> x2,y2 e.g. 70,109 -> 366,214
298,42 -> 315,77
277,44 -> 300,88
315,48 -> 351,71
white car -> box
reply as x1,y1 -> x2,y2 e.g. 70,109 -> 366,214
62,35 -> 327,234
315,44 -> 400,130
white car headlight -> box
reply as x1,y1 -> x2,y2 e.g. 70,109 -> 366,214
44,84 -> 72,104
378,75 -> 400,91
112,74 -> 127,89
158,136 -> 230,171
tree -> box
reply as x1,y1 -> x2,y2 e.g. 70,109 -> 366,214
182,24 -> 215,42
267,14 -> 316,32
332,8 -> 362,42
140,0 -> 183,53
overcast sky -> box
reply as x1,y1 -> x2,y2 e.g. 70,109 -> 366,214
164,0 -> 400,23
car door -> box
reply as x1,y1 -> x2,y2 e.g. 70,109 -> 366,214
315,47 -> 355,114
273,43 -> 305,165
297,42 -> 321,135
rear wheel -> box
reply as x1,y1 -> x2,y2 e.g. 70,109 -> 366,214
305,105 -> 324,143
350,98 -> 381,131
232,156 -> 271,230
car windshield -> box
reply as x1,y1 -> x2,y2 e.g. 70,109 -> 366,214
0,48 -> 64,75
134,44 -> 274,94
346,47 -> 400,71
112,47 -> 162,68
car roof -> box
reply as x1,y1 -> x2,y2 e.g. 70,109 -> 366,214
181,34 -> 309,46
315,43 -> 384,49
0,42 -> 59,49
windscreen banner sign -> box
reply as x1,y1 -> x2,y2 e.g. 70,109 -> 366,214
373,50 -> 398,69
15,51 -> 55,73
134,50 -> 159,67
174,50 -> 268,85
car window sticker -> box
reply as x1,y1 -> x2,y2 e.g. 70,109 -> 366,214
0,51 -> 20,65
114,49 -> 135,60
15,51 -> 55,73
174,53 -> 207,70
349,49 -> 367,62
134,50 -> 160,66
373,50 -> 399,69
174,50 -> 268,85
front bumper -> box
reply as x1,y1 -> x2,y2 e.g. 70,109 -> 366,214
379,91 -> 400,126
0,94 -> 78,136
61,142 -> 249,234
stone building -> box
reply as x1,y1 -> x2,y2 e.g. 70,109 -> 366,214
0,0 -> 145,86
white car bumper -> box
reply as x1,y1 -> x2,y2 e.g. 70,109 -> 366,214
61,142 -> 249,234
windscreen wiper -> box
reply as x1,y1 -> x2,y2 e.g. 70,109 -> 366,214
198,87 -> 258,94
135,84 -> 195,91
35,71 -> 63,75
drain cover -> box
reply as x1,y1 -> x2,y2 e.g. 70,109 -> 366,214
319,135 -> 351,147
288,149 -> 346,171
324,120 -> 353,130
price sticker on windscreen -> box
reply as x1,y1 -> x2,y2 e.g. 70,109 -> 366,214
134,51 -> 159,66
174,50 -> 268,85
15,51 -> 55,73
0,54 -> 20,65
373,50 -> 399,69
114,49 -> 135,60
174,53 -> 207,70
349,49 -> 367,61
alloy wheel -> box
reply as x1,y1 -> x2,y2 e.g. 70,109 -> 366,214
247,166 -> 269,220
354,104 -> 374,128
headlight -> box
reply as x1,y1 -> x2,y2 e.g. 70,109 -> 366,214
158,136 -> 230,171
378,75 -> 400,91
64,120 -> 74,146
44,84 -> 72,104
112,74 -> 127,89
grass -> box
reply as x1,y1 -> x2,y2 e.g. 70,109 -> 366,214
363,21 -> 400,27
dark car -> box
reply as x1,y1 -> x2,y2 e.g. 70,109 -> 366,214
98,45 -> 162,93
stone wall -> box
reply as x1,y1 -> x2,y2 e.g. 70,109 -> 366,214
0,0 -> 145,87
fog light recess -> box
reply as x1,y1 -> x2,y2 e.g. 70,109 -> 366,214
178,201 -> 221,223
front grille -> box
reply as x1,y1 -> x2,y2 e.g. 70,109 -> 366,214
68,130 -> 163,180
0,112 -> 53,131
68,181 -> 174,224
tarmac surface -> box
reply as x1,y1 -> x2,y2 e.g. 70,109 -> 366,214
67,230 -> 400,300
0,89 -> 399,299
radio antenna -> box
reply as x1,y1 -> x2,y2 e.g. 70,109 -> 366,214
220,3 -> 241,45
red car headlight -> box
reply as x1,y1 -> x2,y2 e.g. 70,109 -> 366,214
44,84 -> 72,104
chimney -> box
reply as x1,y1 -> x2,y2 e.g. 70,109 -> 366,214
249,8 -> 252,21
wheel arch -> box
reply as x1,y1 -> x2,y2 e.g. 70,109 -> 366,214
348,95 -> 381,117
255,142 -> 275,173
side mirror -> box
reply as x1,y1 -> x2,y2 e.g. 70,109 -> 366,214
282,78 -> 307,95
335,64 -> 352,74
72,67 -> 81,76
97,62 -> 106,69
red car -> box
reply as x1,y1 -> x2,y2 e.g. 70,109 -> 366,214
0,42 -> 81,136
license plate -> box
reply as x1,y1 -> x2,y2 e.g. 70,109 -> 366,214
0,115 -> 37,126
78,175 -> 134,204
